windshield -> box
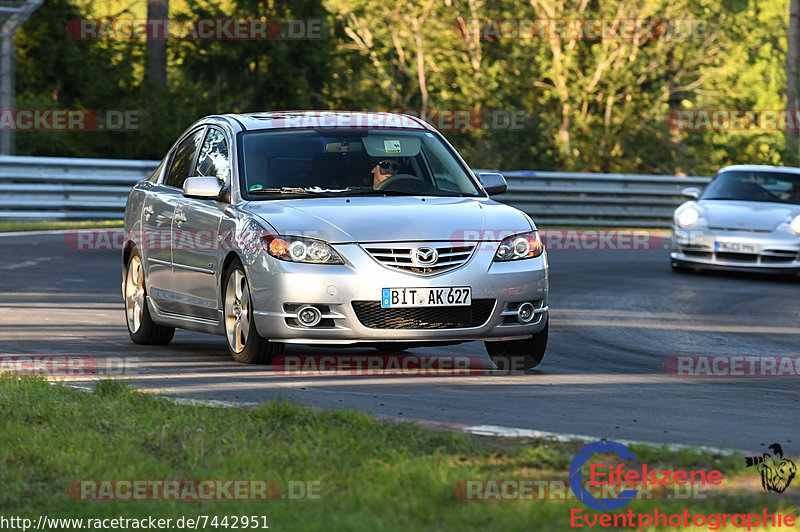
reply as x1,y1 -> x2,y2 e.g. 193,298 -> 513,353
238,129 -> 483,199
701,170 -> 800,204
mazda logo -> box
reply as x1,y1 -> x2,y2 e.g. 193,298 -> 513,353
411,247 -> 438,266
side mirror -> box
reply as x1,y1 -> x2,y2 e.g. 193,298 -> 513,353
681,186 -> 701,199
183,176 -> 223,200
477,172 -> 508,196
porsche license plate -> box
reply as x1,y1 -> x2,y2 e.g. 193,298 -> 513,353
715,241 -> 756,254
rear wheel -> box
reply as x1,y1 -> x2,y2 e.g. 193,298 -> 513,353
124,251 -> 175,345
223,260 -> 284,364
485,319 -> 548,371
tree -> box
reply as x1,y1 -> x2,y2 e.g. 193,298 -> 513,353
146,0 -> 169,86
786,0 -> 800,165
173,0 -> 334,113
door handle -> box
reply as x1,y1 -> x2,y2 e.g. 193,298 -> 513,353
175,211 -> 187,225
143,206 -> 154,220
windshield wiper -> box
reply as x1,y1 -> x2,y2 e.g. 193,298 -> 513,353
341,189 -> 421,196
248,187 -> 333,196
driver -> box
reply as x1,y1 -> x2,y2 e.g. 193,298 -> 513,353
370,158 -> 401,189
780,181 -> 800,203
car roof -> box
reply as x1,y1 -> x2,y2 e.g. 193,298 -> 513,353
220,110 -> 435,132
718,164 -> 800,175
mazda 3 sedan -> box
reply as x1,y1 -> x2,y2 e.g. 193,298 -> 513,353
122,111 -> 549,369
671,165 -> 800,274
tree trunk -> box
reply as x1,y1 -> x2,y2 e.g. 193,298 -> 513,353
786,0 -> 800,165
146,0 -> 168,86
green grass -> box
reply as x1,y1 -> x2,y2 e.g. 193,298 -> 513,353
0,220 -> 123,232
0,377 -> 795,531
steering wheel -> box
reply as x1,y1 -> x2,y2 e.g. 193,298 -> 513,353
374,174 -> 424,191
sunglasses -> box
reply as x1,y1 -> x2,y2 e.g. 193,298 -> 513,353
378,160 -> 401,171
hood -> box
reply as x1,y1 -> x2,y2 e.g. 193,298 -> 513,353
698,200 -> 800,231
245,196 -> 533,243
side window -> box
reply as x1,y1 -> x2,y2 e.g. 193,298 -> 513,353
195,127 -> 231,186
165,128 -> 204,189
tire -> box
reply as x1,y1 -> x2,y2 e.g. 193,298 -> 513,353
223,259 -> 284,364
124,251 -> 175,345
485,319 -> 548,371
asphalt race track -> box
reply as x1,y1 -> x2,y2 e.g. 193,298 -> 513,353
1,231 -> 799,451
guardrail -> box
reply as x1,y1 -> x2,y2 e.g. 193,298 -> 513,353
500,170 -> 711,228
0,156 -> 711,227
0,155 -> 159,221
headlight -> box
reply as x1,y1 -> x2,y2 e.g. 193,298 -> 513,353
791,214 -> 800,235
494,231 -> 543,261
262,235 -> 343,264
677,207 -> 700,228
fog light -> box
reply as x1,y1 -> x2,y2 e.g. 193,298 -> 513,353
517,302 -> 535,324
296,305 -> 322,327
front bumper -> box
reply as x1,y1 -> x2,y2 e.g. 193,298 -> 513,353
671,226 -> 800,273
246,242 -> 549,344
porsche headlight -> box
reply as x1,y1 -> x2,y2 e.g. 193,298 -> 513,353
263,235 -> 343,264
791,214 -> 800,235
677,207 -> 700,228
494,231 -> 544,261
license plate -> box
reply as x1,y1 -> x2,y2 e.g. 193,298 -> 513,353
381,287 -> 471,308
715,241 -> 756,254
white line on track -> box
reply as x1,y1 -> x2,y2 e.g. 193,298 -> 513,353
59,383 -> 745,455
0,257 -> 54,270
0,230 -> 73,237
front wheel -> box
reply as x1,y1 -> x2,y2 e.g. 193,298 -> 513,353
485,319 -> 548,371
124,251 -> 175,345
223,260 -> 284,364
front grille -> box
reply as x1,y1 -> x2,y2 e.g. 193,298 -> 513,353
708,226 -> 772,233
352,299 -> 495,329
680,243 -> 798,264
715,252 -> 758,262
681,248 -> 712,258
363,243 -> 476,275
760,250 -> 798,263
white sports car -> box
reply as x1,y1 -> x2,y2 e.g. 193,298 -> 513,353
671,165 -> 800,274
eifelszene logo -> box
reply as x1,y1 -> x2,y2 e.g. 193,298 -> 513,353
745,444 -> 797,494
569,440 -> 723,512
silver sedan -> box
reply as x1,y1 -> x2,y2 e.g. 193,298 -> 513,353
671,164 -> 800,274
122,111 -> 549,369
